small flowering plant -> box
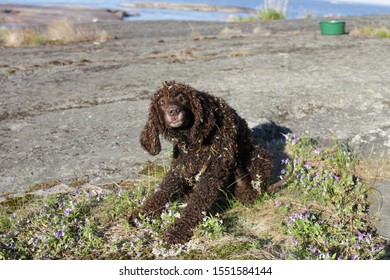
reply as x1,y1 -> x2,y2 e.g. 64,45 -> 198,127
0,190 -> 104,259
194,213 -> 225,240
277,133 -> 387,260
126,201 -> 225,250
283,205 -> 386,260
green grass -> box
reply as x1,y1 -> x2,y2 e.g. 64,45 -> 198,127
229,0 -> 288,22
231,9 -> 286,22
259,9 -> 286,20
0,133 -> 388,259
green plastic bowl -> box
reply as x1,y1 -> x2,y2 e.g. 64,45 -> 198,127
320,20 -> 346,35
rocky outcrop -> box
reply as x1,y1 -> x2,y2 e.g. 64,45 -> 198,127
1,15 -> 389,206
0,4 -> 131,27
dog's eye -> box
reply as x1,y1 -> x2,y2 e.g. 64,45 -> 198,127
177,94 -> 187,104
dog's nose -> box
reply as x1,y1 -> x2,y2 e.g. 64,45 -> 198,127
167,105 -> 180,116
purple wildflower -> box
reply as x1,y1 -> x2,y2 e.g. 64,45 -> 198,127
118,187 -> 123,197
280,169 -> 286,175
357,231 -> 364,241
314,148 -> 324,154
55,230 -> 64,238
309,246 -> 316,254
292,237 -> 298,246
63,208 -> 71,216
352,255 -> 359,260
281,158 -> 290,165
288,212 -> 306,224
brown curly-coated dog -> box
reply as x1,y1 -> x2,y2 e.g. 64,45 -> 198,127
129,81 -> 275,244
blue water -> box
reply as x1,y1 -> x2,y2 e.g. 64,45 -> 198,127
1,0 -> 390,21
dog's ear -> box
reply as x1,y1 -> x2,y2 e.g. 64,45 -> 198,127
189,90 -> 216,143
140,102 -> 162,155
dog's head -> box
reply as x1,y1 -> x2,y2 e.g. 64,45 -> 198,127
157,84 -> 194,129
140,81 -> 216,155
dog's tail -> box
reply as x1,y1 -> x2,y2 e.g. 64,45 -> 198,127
267,162 -> 295,192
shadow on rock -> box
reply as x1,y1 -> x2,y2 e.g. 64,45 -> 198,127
252,121 -> 293,183
380,243 -> 390,260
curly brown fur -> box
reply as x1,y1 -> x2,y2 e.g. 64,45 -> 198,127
130,81 -> 275,244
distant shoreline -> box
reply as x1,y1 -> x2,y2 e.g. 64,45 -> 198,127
329,0 -> 390,6
1,1 -> 390,28
0,3 -> 258,28
120,2 -> 257,14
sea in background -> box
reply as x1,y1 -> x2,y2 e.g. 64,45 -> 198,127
1,0 -> 390,21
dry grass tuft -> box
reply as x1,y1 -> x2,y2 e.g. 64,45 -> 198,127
355,155 -> 390,185
350,26 -> 390,38
219,27 -> 242,36
0,28 -> 46,47
45,20 -> 110,45
0,20 -> 111,47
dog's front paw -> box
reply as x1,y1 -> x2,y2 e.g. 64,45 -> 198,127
163,231 -> 187,245
163,227 -> 192,244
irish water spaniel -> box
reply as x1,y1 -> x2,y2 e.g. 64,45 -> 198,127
129,81 -> 280,244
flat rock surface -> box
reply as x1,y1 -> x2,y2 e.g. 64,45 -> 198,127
1,14 -> 389,236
